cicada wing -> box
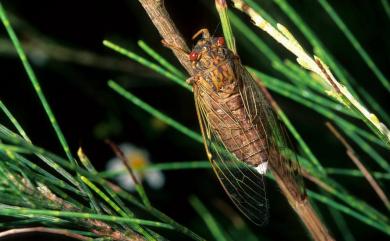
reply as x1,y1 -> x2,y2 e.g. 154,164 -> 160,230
237,64 -> 305,198
194,85 -> 269,226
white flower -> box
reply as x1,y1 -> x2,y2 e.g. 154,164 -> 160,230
106,143 -> 165,191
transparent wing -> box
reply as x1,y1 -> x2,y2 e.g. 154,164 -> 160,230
194,85 -> 269,225
237,64 -> 305,198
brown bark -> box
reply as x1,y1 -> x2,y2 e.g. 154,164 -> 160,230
138,0 -> 194,75
0,227 -> 90,241
271,163 -> 335,241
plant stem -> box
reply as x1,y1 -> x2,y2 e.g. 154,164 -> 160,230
258,80 -> 334,241
138,0 -> 193,75
0,227 -> 91,241
274,173 -> 334,241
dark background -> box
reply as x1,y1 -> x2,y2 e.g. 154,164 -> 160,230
0,0 -> 389,240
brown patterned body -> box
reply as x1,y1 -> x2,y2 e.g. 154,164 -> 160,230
193,57 -> 268,167
162,27 -> 307,228
181,29 -> 276,224
165,28 -> 305,225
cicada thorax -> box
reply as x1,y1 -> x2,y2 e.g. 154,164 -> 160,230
190,37 -> 269,173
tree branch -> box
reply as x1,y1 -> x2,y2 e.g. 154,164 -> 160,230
0,227 -> 91,241
138,0 -> 193,75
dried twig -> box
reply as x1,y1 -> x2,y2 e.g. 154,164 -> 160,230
326,122 -> 390,209
10,178 -> 143,241
232,0 -> 390,147
301,170 -> 333,193
138,0 -> 193,75
105,140 -> 140,186
256,77 -> 334,241
0,227 -> 91,241
105,140 -> 151,207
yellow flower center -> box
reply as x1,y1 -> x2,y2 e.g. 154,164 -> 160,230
127,152 -> 147,170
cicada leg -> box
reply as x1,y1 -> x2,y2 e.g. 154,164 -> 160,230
161,39 -> 189,55
192,28 -> 210,40
186,76 -> 195,85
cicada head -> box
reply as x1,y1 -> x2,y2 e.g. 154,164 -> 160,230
189,29 -> 234,73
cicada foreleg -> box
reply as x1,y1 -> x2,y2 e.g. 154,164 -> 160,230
161,39 -> 189,55
192,28 -> 210,40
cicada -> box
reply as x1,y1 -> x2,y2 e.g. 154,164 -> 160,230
164,28 -> 304,225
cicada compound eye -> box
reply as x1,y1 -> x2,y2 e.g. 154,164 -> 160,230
189,51 -> 198,62
217,37 -> 225,46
